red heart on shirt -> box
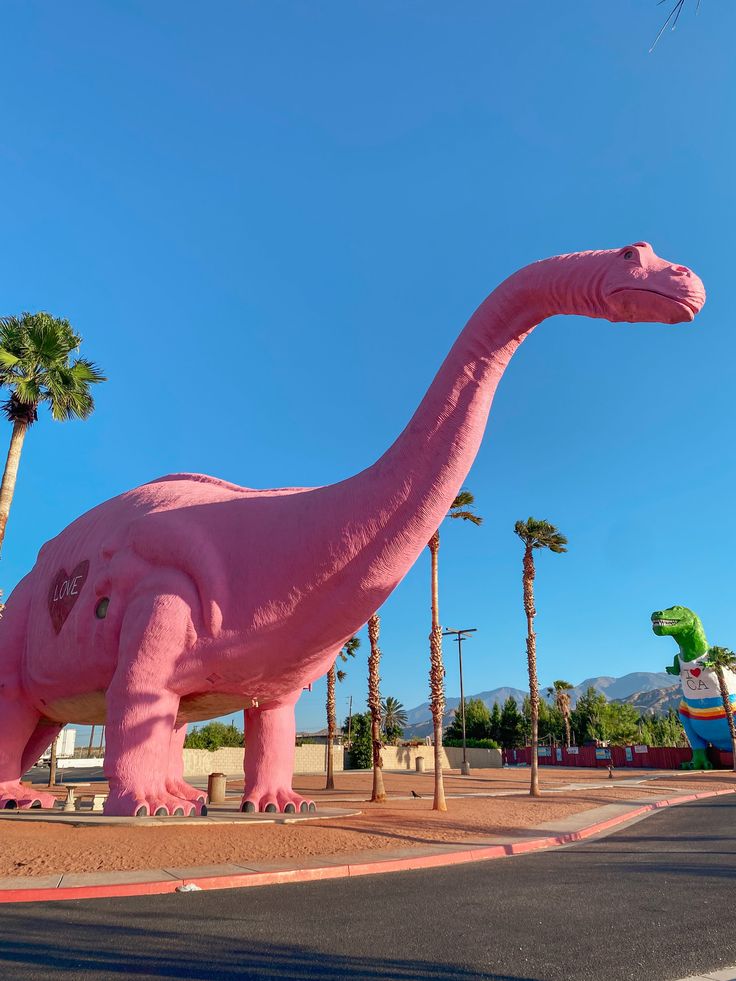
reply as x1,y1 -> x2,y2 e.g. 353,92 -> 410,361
48,561 -> 89,634
690,668 -> 701,678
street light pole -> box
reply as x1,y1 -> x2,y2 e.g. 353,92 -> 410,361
443,628 -> 477,776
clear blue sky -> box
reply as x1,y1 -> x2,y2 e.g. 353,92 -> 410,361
2,1 -> 735,734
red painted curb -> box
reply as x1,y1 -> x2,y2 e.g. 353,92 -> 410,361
1,787 -> 733,904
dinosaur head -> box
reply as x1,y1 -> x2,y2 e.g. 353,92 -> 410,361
599,242 -> 705,324
651,605 -> 698,638
651,604 -> 708,662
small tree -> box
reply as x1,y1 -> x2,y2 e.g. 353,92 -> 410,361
184,721 -> 244,750
499,696 -> 525,748
548,680 -> 574,748
381,696 -> 407,744
325,636 -> 360,790
445,698 -> 492,741
489,701 -> 502,745
514,517 -> 567,798
703,646 -> 736,772
343,712 -> 372,770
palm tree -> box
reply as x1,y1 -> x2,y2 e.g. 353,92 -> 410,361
428,489 -> 482,811
381,696 -> 408,743
0,312 -> 105,554
547,680 -> 574,749
367,614 -> 387,802
514,518 -> 567,798
325,636 -> 360,790
702,646 -> 736,772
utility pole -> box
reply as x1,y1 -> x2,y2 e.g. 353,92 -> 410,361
47,734 -> 58,788
442,628 -> 477,776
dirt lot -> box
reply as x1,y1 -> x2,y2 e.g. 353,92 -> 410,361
3,767 -> 734,877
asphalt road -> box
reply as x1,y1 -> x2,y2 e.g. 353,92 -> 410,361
1,795 -> 735,981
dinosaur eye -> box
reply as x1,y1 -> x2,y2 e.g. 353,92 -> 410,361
623,249 -> 635,260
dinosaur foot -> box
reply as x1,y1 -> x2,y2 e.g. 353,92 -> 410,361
165,779 -> 208,806
0,782 -> 58,810
104,789 -> 207,817
240,790 -> 316,815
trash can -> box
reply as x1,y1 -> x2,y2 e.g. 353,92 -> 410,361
207,772 -> 227,804
415,757 -> 425,773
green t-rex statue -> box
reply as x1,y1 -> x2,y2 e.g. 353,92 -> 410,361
651,605 -> 736,769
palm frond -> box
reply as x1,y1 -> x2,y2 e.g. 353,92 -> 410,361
449,488 -> 483,525
449,509 -> 483,526
514,517 -> 568,552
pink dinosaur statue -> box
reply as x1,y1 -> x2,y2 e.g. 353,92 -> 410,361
0,242 -> 705,816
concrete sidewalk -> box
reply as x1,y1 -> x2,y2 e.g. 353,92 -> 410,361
1,786 -> 732,904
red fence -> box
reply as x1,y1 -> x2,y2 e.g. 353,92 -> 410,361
502,745 -> 734,770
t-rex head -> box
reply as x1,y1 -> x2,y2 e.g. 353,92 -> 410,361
599,242 -> 705,324
651,604 -> 700,638
651,604 -> 709,664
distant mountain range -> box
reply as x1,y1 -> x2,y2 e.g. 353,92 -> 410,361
403,671 -> 679,738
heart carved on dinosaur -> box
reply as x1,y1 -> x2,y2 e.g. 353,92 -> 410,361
48,560 -> 90,634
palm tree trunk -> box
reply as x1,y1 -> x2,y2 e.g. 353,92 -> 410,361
0,422 -> 28,555
522,545 -> 541,798
428,531 -> 447,811
325,664 -> 336,790
368,614 -> 386,802
716,667 -> 736,773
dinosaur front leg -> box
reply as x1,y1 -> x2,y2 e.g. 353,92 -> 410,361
103,584 -> 206,816
242,691 -> 315,814
679,709 -> 713,770
165,723 -> 207,806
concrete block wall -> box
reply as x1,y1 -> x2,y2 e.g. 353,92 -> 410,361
380,745 -> 502,770
182,744 -> 344,777
181,744 -> 500,777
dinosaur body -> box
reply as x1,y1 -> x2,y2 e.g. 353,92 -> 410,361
0,242 -> 704,815
652,605 -> 736,768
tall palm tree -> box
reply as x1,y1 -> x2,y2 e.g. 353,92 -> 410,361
703,646 -> 736,772
0,312 -> 105,554
514,518 -> 567,798
367,614 -> 386,802
547,679 -> 574,748
428,489 -> 482,811
381,696 -> 408,743
325,636 -> 360,790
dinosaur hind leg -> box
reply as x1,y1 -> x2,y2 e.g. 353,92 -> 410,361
0,699 -> 59,809
20,721 -> 63,776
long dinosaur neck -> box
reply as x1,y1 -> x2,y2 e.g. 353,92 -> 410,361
321,255 -> 586,603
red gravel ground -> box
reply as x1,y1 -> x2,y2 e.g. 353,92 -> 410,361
2,767 -> 733,877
